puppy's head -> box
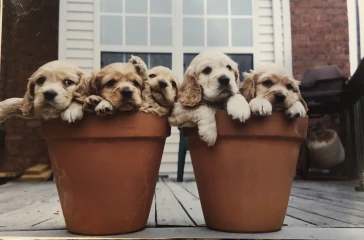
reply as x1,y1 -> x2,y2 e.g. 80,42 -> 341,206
240,63 -> 308,111
89,62 -> 143,111
21,60 -> 86,116
179,50 -> 240,107
147,66 -> 180,107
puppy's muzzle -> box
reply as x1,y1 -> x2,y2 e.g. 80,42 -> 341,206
218,76 -> 230,86
44,90 -> 57,101
121,89 -> 133,99
274,93 -> 286,103
158,80 -> 167,89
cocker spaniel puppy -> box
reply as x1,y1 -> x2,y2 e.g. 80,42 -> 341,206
169,50 -> 251,146
240,63 -> 307,118
84,56 -> 148,115
140,66 -> 180,116
0,60 -> 87,123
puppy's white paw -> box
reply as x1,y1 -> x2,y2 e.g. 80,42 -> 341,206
129,55 -> 148,79
226,94 -> 251,122
249,98 -> 272,116
199,129 -> 217,147
285,101 -> 306,118
61,103 -> 83,123
168,115 -> 178,126
95,100 -> 114,116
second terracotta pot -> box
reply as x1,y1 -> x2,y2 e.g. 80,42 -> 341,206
41,112 -> 170,235
183,111 -> 308,233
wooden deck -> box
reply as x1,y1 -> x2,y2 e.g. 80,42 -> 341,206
1,179 -> 364,239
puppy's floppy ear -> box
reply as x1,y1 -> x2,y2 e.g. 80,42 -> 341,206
20,80 -> 35,116
239,71 -> 256,102
88,73 -> 101,96
292,80 -> 308,112
72,69 -> 90,103
179,67 -> 201,107
232,64 -> 240,86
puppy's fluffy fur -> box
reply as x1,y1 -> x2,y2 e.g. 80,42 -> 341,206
140,66 -> 180,116
169,50 -> 251,146
0,60 -> 87,123
84,56 -> 148,115
240,63 -> 308,118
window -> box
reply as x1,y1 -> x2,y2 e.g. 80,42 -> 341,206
99,0 -> 255,80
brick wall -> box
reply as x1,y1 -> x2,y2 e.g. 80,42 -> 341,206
0,0 -> 59,172
290,0 -> 350,80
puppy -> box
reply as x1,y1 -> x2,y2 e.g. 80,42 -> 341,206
0,60 -> 87,123
240,63 -> 307,118
169,50 -> 251,146
84,56 -> 148,115
140,66 -> 180,116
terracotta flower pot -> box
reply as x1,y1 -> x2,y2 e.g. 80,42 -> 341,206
41,112 -> 170,235
183,111 -> 308,233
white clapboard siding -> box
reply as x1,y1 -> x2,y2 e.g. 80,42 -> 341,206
58,0 -> 291,179
59,0 -> 97,73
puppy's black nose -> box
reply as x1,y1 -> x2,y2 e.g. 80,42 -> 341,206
218,76 -> 230,86
274,93 -> 286,103
44,90 -> 57,100
121,89 -> 133,98
158,80 -> 167,88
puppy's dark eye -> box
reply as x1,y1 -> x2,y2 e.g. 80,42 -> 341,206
63,79 -> 74,86
286,83 -> 293,90
149,74 -> 156,78
36,77 -> 46,85
133,80 -> 140,88
226,65 -> 232,71
202,67 -> 212,75
262,79 -> 273,87
105,79 -> 116,87
171,81 -> 177,88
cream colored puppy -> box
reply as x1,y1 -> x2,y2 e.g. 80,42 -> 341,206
0,60 -> 87,123
240,63 -> 307,117
140,66 -> 180,116
169,50 -> 251,146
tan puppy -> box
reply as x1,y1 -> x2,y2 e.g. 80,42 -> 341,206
140,66 -> 180,116
169,50 -> 251,146
0,60 -> 87,123
84,56 -> 148,115
240,63 -> 307,118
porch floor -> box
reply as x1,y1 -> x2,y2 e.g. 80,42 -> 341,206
1,179 -> 364,239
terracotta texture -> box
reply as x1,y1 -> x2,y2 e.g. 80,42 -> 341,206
183,111 -> 308,233
41,112 -> 170,235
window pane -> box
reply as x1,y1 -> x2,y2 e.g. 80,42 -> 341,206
183,0 -> 204,15
207,19 -> 228,46
125,17 -> 148,45
125,0 -> 147,14
227,54 -> 254,79
101,52 -> 172,69
206,0 -> 228,15
183,54 -> 198,72
150,54 -> 172,69
183,18 -> 204,46
151,17 -> 172,46
100,16 -> 123,45
231,0 -> 252,15
100,0 -> 123,13
151,0 -> 172,14
232,19 -> 253,47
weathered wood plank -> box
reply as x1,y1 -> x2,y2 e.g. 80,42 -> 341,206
155,182 -> 194,226
293,181 -> 364,197
289,196 -> 364,225
2,227 -> 364,239
283,215 -> 315,227
180,182 -> 199,198
286,207 -> 355,227
146,194 -> 156,227
164,179 -> 205,226
291,188 -> 364,212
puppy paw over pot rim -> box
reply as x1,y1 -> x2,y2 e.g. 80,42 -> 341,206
41,112 -> 170,235
183,111 -> 308,233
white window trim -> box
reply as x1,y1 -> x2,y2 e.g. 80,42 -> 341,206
348,0 -> 364,75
